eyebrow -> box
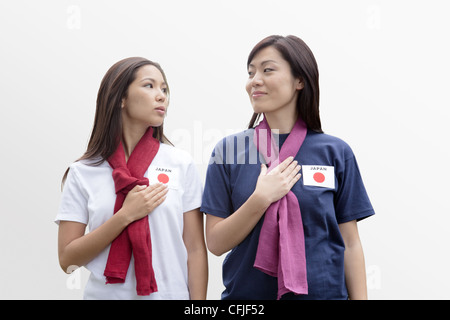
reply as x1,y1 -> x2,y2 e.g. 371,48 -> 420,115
248,60 -> 278,68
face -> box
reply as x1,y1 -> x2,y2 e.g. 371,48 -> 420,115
246,46 -> 303,115
121,64 -> 168,129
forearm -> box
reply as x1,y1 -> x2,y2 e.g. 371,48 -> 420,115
58,209 -> 131,273
344,241 -> 368,300
206,192 -> 270,256
187,247 -> 208,299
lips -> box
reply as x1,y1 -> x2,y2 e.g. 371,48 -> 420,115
252,91 -> 266,98
155,106 -> 166,114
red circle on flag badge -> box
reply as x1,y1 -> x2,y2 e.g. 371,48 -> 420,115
157,173 -> 169,184
313,172 -> 325,183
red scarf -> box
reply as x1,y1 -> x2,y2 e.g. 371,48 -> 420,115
104,127 -> 159,295
253,116 -> 308,299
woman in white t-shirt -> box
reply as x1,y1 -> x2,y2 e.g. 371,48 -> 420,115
56,57 -> 208,300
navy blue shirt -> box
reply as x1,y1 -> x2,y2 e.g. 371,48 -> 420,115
201,129 -> 375,300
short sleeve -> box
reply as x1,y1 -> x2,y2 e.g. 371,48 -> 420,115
182,160 -> 203,213
55,165 -> 89,225
335,155 -> 375,224
200,140 -> 233,218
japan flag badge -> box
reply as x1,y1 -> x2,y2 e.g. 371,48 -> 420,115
302,165 -> 335,189
147,166 -> 179,189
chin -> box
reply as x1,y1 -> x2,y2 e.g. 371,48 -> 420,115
150,122 -> 164,128
147,117 -> 164,128
252,104 -> 272,114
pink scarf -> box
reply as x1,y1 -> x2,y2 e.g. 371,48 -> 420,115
253,116 -> 308,299
104,127 -> 159,295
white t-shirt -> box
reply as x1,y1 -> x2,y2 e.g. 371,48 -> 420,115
56,143 -> 203,300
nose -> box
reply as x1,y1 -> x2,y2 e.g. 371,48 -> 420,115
156,89 -> 166,102
250,71 -> 263,87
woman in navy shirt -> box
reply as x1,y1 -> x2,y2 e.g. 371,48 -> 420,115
201,35 -> 374,300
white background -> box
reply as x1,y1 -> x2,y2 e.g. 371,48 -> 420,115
1,0 -> 449,299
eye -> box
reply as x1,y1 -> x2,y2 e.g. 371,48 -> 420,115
248,70 -> 254,78
162,87 -> 168,94
144,83 -> 153,88
264,68 -> 274,73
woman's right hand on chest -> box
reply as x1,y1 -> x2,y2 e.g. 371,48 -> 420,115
120,183 -> 168,223
253,156 -> 301,205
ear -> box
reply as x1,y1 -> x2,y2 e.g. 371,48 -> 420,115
296,79 -> 305,90
121,98 -> 126,109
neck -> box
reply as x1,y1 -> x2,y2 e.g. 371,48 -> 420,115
263,108 -> 298,134
121,123 -> 148,161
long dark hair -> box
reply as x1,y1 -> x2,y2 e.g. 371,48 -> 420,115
62,57 -> 172,186
247,35 -> 323,133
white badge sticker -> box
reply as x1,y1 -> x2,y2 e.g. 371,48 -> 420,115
147,166 -> 179,189
302,165 -> 335,189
